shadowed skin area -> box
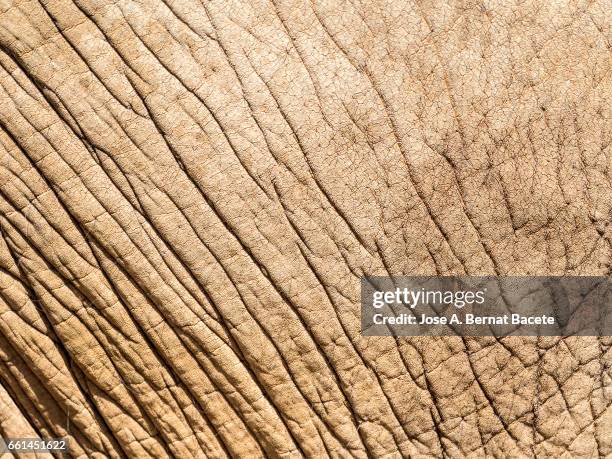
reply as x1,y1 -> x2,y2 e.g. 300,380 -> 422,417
0,0 -> 610,457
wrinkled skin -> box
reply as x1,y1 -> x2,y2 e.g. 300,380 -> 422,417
0,0 -> 610,457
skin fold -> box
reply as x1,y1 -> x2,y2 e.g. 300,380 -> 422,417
0,0 -> 610,457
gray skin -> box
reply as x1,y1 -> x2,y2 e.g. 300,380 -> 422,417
0,0 -> 610,457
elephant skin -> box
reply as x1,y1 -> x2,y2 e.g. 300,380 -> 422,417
0,0 -> 610,457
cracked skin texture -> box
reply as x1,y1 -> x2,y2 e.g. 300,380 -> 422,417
0,0 -> 610,457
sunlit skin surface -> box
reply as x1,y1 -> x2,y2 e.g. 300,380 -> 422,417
0,0 -> 610,457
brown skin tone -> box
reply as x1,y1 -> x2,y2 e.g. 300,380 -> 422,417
0,0 -> 610,457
